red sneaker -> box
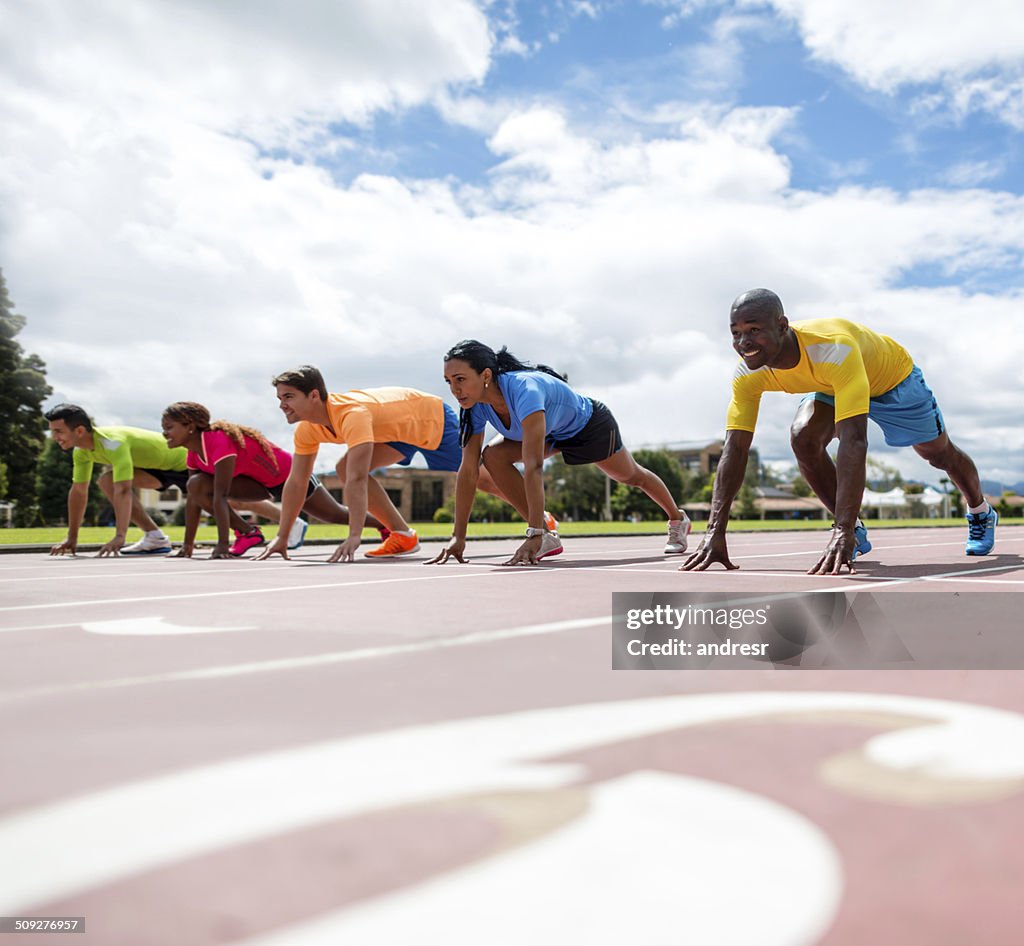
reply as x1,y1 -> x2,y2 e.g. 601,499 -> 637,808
229,527 -> 266,557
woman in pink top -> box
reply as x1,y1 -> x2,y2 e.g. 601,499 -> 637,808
161,401 -> 385,559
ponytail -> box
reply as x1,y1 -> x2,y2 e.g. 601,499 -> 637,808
445,339 -> 567,447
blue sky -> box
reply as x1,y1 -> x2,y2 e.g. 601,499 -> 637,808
1,0 -> 1022,485
326,1 -> 1024,198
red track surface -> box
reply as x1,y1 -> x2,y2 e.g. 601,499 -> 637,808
1,525 -> 1022,945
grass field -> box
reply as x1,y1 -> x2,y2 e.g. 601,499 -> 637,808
0,517 -> 1001,548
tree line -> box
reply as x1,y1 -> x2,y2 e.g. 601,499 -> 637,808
0,268 -> 106,526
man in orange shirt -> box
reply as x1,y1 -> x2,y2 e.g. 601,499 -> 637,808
256,365 -> 528,562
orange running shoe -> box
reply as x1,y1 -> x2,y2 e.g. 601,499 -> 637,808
364,530 -> 420,558
543,510 -> 559,533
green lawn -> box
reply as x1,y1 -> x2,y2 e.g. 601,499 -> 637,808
0,517 -> 1000,547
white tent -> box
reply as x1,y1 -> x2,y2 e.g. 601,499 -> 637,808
861,487 -> 906,507
861,487 -> 907,520
862,486 -> 949,519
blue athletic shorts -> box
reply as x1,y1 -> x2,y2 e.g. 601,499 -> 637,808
387,403 -> 462,472
803,365 -> 945,447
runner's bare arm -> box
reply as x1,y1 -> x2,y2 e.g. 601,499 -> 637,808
679,428 -> 751,572
328,442 -> 372,563
426,432 -> 483,565
51,482 -> 89,555
504,412 -> 548,566
256,454 -> 315,560
808,414 -> 867,576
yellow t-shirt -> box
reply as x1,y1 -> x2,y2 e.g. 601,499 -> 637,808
726,318 -> 914,431
292,388 -> 445,456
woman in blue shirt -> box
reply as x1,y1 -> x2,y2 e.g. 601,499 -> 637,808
428,340 -> 691,566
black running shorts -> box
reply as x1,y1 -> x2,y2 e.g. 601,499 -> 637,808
268,473 -> 321,502
550,399 -> 623,466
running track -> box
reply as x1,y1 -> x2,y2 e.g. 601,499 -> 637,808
1,525 -> 1022,946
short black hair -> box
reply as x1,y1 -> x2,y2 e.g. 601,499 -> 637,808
44,403 -> 93,433
271,365 -> 328,401
731,288 -> 784,320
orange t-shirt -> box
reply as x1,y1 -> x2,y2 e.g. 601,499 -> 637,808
292,388 -> 445,456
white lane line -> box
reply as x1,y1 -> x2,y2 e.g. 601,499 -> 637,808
0,566 -> 299,584
237,772 -> 840,946
0,622 -> 87,634
1,692 -> 1020,918
0,616 -> 609,703
0,567 -> 560,614
923,577 -> 1024,586
810,562 -> 1024,592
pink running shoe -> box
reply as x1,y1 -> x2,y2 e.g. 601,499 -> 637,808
229,527 -> 266,557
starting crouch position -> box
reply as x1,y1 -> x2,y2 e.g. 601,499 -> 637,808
681,289 -> 997,576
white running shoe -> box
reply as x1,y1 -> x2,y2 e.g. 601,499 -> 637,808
121,532 -> 172,555
538,531 -> 563,560
664,511 -> 691,554
287,517 -> 309,550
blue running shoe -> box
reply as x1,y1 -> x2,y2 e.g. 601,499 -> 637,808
852,522 -> 872,561
965,507 -> 998,556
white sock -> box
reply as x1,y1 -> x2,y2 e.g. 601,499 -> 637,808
396,529 -> 415,537
146,529 -> 165,538
968,501 -> 990,516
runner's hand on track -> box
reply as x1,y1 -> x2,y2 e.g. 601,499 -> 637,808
808,528 -> 856,576
425,539 -> 467,564
210,543 -> 233,560
678,532 -> 738,572
173,545 -> 193,558
50,537 -> 77,556
503,535 -> 543,567
327,536 -> 361,563
255,537 -> 290,561
98,536 -> 125,557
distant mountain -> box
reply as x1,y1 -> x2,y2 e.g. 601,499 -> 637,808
980,480 -> 1024,496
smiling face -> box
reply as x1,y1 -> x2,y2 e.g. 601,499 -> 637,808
48,418 -> 89,451
443,357 -> 491,409
161,416 -> 191,449
275,383 -> 318,424
730,305 -> 790,370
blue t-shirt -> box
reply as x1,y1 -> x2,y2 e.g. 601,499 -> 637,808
468,371 -> 593,442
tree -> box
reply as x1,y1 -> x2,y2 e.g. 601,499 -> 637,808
865,455 -> 903,490
790,474 -> 812,497
735,483 -> 758,519
545,455 -> 608,521
0,269 -> 52,511
610,449 -> 684,521
744,447 -> 761,488
36,439 -> 104,526
432,490 -> 524,524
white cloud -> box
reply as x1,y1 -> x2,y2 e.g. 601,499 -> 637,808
2,1 -> 1022,488
653,0 -> 1024,126
941,160 -> 1007,188
759,0 -> 1024,88
746,0 -> 1024,126
0,0 -> 492,142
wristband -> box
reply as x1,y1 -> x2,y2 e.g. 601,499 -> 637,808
524,527 -> 547,538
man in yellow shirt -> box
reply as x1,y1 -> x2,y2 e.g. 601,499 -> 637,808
256,365 -> 530,563
681,289 -> 996,575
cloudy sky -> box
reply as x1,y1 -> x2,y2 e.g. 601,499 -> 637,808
2,0 -> 1022,486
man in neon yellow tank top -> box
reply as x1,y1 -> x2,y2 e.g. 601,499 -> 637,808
45,403 -> 189,556
681,289 -> 997,575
